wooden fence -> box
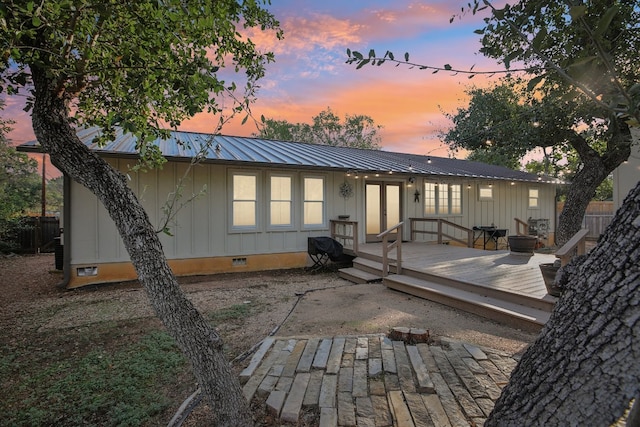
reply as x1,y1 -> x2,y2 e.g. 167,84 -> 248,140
557,201 -> 614,240
16,216 -> 60,253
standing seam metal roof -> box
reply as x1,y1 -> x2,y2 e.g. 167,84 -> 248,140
55,127 -> 555,183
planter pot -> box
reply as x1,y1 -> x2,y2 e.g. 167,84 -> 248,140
508,235 -> 537,254
539,263 -> 561,297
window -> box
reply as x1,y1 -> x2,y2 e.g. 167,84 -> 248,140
424,183 -> 436,214
270,175 -> 292,226
424,183 -> 462,215
529,188 -> 539,208
478,184 -> 493,201
232,173 -> 257,227
303,176 -> 325,226
451,184 -> 462,214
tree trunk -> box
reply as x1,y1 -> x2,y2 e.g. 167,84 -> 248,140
486,181 -> 640,426
556,123 -> 631,246
30,69 -> 253,426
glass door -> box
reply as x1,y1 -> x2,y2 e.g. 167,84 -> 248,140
365,182 -> 402,242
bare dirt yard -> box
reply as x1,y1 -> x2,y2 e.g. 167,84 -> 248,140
0,254 -> 539,425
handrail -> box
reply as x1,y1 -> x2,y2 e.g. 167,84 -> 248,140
514,218 -> 529,236
330,220 -> 359,255
555,228 -> 589,266
409,218 -> 474,247
377,222 -> 404,277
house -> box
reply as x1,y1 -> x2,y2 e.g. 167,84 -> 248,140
20,127 -> 559,288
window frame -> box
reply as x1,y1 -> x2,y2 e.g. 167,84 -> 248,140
478,184 -> 494,201
302,174 -> 326,229
528,187 -> 540,209
424,182 -> 463,215
229,170 -> 260,232
267,173 -> 294,230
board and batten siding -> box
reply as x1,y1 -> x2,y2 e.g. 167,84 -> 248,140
69,158 -> 361,266
67,157 -> 557,287
404,177 -> 556,245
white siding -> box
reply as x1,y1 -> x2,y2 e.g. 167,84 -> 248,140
69,159 -> 558,265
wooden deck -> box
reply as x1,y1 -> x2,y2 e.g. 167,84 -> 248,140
359,242 -> 556,299
340,242 -> 559,331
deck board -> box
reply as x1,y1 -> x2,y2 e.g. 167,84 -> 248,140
356,242 -> 556,301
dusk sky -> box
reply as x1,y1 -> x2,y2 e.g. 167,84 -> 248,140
4,0 -> 507,177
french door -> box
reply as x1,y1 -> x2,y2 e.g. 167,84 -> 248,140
365,182 -> 402,243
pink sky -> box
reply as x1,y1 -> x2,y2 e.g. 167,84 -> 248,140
4,1 -> 504,176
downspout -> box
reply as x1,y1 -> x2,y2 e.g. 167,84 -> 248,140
60,173 -> 72,288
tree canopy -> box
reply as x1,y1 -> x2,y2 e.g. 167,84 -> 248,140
255,107 -> 383,149
0,104 -> 40,223
1,0 -> 282,167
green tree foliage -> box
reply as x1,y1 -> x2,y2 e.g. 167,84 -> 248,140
46,176 -> 64,215
0,135 -> 40,223
1,1 -> 282,424
256,107 -> 382,149
443,77 -> 617,199
0,107 -> 40,252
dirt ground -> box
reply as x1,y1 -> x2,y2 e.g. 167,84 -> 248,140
0,253 -> 540,425
0,253 -> 538,356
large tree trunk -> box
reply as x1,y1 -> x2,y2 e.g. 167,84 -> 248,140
556,123 -> 631,246
30,70 -> 253,425
486,181 -> 640,426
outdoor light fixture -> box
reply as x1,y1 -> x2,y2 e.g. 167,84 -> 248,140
427,157 -> 432,164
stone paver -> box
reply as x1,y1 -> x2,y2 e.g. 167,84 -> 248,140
241,334 -> 519,425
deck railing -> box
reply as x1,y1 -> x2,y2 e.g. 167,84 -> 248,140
555,228 -> 589,266
514,217 -> 529,236
330,219 -> 359,255
409,218 -> 474,247
378,222 -> 404,277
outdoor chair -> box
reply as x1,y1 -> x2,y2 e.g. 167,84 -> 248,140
307,237 -> 353,272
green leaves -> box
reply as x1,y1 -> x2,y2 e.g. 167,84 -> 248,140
2,0 -> 282,167
255,107 -> 382,149
594,5 -> 619,38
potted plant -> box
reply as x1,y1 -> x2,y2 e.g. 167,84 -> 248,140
508,235 -> 538,254
539,260 -> 562,297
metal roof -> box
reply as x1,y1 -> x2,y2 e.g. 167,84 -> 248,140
20,127 -> 558,184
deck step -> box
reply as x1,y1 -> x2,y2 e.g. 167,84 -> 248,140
353,257 -> 384,274
384,274 -> 550,332
338,267 -> 382,284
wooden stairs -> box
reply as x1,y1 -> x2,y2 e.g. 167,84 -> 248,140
339,253 -> 555,332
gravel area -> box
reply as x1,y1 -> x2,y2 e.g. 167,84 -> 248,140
0,253 -> 538,357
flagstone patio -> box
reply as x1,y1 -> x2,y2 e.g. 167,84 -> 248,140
240,334 -> 519,426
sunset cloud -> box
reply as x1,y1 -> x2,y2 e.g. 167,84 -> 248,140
4,0 -> 502,166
